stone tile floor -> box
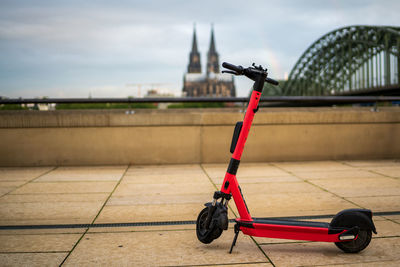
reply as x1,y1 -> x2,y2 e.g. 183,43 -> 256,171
0,160 -> 399,266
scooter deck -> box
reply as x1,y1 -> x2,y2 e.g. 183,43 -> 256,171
237,217 -> 340,242
253,218 -> 329,228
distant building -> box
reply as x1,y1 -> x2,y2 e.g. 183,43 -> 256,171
145,89 -> 174,109
145,89 -> 174,98
182,26 -> 236,97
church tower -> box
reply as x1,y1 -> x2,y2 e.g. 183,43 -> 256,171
183,24 -> 235,97
187,25 -> 202,73
206,25 -> 219,74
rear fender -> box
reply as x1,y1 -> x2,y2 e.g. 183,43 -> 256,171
329,209 -> 377,234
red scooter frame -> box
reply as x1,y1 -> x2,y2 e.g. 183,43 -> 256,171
196,62 -> 376,253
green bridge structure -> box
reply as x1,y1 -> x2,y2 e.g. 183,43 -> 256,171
281,25 -> 400,96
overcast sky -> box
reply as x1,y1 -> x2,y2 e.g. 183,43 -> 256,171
0,0 -> 399,98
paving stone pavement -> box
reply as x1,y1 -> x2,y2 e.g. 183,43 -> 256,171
0,160 -> 399,266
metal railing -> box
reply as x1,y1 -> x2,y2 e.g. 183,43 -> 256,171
1,96 -> 400,105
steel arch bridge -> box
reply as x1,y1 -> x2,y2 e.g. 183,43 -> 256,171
282,25 -> 400,96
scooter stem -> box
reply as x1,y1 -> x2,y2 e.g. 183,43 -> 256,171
220,71 -> 267,221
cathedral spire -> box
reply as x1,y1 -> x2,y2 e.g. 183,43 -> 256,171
209,24 -> 216,54
187,24 -> 201,73
192,24 -> 199,53
183,23 -> 236,98
207,24 -> 219,74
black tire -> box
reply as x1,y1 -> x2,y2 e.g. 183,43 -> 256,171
335,229 -> 372,253
210,226 -> 223,240
196,207 -> 223,244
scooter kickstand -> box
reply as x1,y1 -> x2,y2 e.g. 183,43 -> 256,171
229,224 -> 240,254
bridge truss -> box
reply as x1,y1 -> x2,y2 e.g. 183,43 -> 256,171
282,25 -> 400,96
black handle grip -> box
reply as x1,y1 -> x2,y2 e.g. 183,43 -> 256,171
266,77 -> 279,86
222,62 -> 243,74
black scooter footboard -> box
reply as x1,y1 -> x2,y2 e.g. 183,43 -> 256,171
252,218 -> 330,228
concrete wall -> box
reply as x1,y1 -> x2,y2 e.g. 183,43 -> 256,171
0,107 -> 399,166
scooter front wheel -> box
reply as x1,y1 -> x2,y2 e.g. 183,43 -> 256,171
196,207 -> 223,244
335,229 -> 372,253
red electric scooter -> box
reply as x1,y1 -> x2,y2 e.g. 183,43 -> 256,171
196,62 -> 376,253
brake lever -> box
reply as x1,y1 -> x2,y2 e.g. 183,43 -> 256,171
222,70 -> 239,75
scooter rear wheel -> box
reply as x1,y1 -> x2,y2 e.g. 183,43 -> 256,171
335,229 -> 372,253
196,207 -> 223,244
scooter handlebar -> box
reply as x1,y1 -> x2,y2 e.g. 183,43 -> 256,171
266,77 -> 279,86
222,62 -> 243,74
223,61 -> 279,86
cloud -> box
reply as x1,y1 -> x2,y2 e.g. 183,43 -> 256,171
0,0 -> 399,97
